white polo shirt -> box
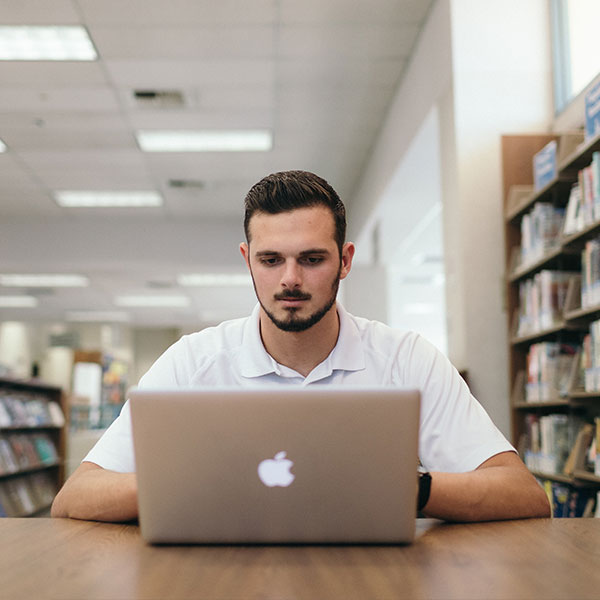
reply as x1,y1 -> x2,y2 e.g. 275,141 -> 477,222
84,303 -> 514,473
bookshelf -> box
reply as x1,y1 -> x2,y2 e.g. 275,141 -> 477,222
0,378 -> 66,517
502,132 -> 600,518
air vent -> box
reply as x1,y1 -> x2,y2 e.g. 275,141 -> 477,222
49,331 -> 80,348
168,179 -> 205,189
146,280 -> 174,289
25,287 -> 54,296
133,89 -> 186,108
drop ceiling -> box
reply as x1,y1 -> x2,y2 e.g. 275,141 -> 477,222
0,0 -> 433,328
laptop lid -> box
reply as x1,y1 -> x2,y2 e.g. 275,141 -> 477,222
130,386 -> 420,544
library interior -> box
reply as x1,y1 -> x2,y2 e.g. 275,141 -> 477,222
2,1 -> 600,598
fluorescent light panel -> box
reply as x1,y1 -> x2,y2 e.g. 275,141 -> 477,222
66,311 -> 130,323
114,295 -> 190,308
0,296 -> 38,307
0,26 -> 97,61
55,191 -> 162,208
0,274 -> 89,287
0,138 -> 6,152
177,273 -> 252,287
136,130 -> 272,152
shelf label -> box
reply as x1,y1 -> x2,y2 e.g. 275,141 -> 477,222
585,79 -> 600,141
533,140 -> 557,191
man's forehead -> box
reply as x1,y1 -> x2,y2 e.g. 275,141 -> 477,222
247,205 -> 336,235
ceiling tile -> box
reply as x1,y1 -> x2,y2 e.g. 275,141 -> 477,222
78,0 -> 277,26
280,0 -> 431,25
103,58 -> 275,88
278,24 -> 419,59
0,0 -> 81,24
88,26 -> 274,59
0,62 -> 108,86
0,88 -> 121,112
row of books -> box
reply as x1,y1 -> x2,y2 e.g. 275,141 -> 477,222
525,342 -> 577,402
578,418 -> 600,477
540,480 -> 598,518
0,471 -> 56,517
517,270 -> 572,336
522,413 -> 575,475
520,202 -> 564,267
581,236 -> 600,308
0,390 -> 65,428
581,320 -> 600,392
0,433 -> 58,476
563,151 -> 600,236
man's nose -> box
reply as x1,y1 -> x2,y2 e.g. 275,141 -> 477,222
281,261 -> 302,288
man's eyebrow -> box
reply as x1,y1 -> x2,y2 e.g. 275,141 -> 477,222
254,248 -> 331,257
298,248 -> 331,256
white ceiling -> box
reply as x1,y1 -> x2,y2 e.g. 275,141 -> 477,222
0,0 -> 433,328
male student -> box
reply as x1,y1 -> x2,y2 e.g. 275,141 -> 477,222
51,170 -> 550,523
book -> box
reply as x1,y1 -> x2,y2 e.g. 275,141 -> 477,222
32,434 -> 58,465
0,437 -> 19,473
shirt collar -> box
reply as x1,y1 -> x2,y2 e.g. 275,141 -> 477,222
239,302 -> 366,380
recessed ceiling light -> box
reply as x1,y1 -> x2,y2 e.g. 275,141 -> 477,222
177,273 -> 252,287
0,138 -> 6,152
114,295 -> 191,308
0,26 -> 97,61
54,191 -> 163,208
0,296 -> 38,307
0,274 -> 89,287
66,311 -> 130,322
136,130 -> 272,152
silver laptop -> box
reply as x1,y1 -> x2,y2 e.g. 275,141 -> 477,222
129,386 -> 420,544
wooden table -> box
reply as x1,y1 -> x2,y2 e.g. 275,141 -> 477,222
1,518 -> 599,599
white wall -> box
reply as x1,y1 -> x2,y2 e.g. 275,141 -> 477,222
447,0 -> 553,434
349,0 -> 554,438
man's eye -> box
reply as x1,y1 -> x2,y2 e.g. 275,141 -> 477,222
260,257 -> 281,266
302,256 -> 323,265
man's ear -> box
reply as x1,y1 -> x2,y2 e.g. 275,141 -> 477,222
240,242 -> 250,269
340,242 -> 355,280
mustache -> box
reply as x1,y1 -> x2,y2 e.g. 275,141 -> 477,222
274,289 -> 312,301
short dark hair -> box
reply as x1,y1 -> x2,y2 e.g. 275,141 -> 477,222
243,170 -> 346,253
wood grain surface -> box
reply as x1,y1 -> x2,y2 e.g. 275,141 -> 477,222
1,518 -> 599,599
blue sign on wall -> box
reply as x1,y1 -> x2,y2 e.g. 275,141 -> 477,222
585,79 -> 600,141
533,140 -> 557,191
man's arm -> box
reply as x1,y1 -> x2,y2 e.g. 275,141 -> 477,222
51,461 -> 138,522
422,451 -> 551,521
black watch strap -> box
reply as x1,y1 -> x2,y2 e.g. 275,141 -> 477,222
417,471 -> 432,511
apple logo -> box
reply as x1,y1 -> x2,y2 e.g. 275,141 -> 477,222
257,451 -> 295,487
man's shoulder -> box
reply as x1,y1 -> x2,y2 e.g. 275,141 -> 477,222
180,314 -> 251,355
343,309 -> 420,347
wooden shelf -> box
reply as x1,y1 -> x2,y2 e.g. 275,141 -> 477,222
508,246 -> 568,282
564,303 -> 600,322
558,131 -> 600,172
513,400 -> 570,409
502,134 -> 600,516
572,470 -> 600,484
0,378 -> 66,518
530,470 -> 574,485
511,322 -> 572,345
560,218 -> 600,250
505,177 -> 573,222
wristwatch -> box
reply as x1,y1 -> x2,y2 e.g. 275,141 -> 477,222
417,471 -> 432,511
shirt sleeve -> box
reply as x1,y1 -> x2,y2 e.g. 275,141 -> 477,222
403,334 -> 515,473
82,337 -> 190,472
83,400 -> 136,472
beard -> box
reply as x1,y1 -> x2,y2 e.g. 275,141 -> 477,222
251,265 -> 341,333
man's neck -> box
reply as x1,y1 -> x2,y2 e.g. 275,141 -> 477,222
259,306 -> 340,378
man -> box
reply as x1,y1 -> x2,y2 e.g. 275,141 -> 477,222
52,170 -> 550,522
